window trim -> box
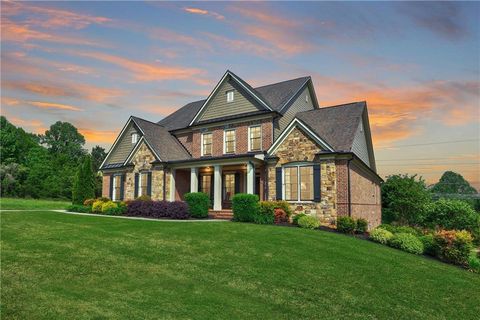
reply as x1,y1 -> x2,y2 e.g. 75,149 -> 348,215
223,128 -> 236,154
201,132 -> 213,156
112,175 -> 121,201
226,90 -> 234,103
138,171 -> 149,197
248,125 -> 262,152
282,163 -> 315,202
131,132 -> 138,144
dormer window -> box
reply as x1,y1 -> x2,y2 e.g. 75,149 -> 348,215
226,90 -> 234,103
131,133 -> 139,144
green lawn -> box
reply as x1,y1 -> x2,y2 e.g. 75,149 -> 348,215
0,197 -> 70,210
1,211 -> 479,320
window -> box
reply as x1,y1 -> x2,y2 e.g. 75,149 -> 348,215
113,175 -> 122,201
131,133 -> 139,144
139,172 -> 149,196
223,173 -> 235,201
226,90 -> 234,102
224,129 -> 235,154
248,125 -> 262,151
201,132 -> 212,156
283,165 -> 314,201
305,94 -> 309,103
200,175 -> 211,198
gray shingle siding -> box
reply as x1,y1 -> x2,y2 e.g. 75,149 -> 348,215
351,119 -> 370,167
198,79 -> 262,122
104,122 -> 139,165
274,86 -> 314,139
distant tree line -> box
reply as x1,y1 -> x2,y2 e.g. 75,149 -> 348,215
0,116 -> 106,200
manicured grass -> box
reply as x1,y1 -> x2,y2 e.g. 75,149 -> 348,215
2,211 -> 479,319
0,197 -> 70,210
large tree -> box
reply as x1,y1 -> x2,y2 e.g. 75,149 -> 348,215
0,116 -> 39,165
41,121 -> 86,161
381,174 -> 431,225
91,146 -> 107,172
431,171 -> 477,194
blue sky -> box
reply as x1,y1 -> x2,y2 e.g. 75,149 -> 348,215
1,1 -> 479,188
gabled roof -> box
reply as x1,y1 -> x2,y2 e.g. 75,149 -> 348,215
129,116 -> 191,162
157,72 -> 312,131
295,101 -> 366,152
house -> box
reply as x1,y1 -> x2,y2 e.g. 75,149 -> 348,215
100,70 -> 382,228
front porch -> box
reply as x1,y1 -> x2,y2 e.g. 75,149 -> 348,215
169,158 -> 265,211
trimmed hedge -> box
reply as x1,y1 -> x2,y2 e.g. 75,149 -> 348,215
388,233 -> 424,255
298,215 -> 320,229
232,194 -> 259,222
184,192 -> 210,218
369,228 -> 393,244
337,216 -> 356,234
126,200 -> 190,219
356,219 -> 368,234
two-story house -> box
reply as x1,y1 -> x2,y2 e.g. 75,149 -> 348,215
100,70 -> 382,228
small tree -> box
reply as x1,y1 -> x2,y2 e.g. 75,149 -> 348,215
72,156 -> 96,204
381,174 -> 431,225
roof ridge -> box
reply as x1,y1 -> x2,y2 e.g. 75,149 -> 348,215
317,101 -> 366,110
254,76 -> 311,90
132,115 -> 167,128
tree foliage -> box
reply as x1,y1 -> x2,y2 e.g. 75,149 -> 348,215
72,156 -> 96,205
41,121 -> 86,161
381,174 -> 431,225
431,171 -> 477,195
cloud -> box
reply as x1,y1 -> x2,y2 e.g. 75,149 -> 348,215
202,32 -> 277,57
78,128 -> 118,144
148,27 -> 213,52
183,7 -> 225,20
72,51 -> 204,81
397,2 -> 470,40
27,101 -> 83,111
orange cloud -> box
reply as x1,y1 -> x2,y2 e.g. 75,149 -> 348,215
184,7 -> 225,20
73,51 -> 204,81
184,7 -> 208,15
27,101 -> 83,111
79,128 -> 118,144
149,27 -> 213,52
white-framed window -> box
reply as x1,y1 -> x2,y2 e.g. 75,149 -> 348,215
283,164 -> 314,201
138,172 -> 149,196
131,133 -> 139,144
224,129 -> 236,154
226,90 -> 234,103
112,175 -> 122,201
248,125 -> 262,151
201,132 -> 212,156
305,94 -> 309,103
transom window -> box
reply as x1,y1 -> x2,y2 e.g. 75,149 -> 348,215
284,165 -> 314,201
131,133 -> 139,144
249,125 -> 262,151
201,132 -> 212,156
226,90 -> 234,102
113,175 -> 122,201
139,172 -> 149,196
224,129 -> 236,154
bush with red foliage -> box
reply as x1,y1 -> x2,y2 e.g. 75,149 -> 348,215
274,208 -> 289,224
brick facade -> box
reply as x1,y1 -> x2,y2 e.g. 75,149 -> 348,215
102,174 -> 111,198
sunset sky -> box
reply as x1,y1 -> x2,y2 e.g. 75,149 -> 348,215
1,1 -> 479,189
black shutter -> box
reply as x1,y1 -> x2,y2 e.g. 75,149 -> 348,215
234,173 -> 240,194
109,175 -> 114,200
147,172 -> 152,197
314,164 -> 321,202
275,167 -> 282,200
120,174 -> 125,200
134,173 -> 139,198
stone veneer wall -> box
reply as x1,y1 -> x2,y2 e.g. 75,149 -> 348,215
267,127 -> 337,224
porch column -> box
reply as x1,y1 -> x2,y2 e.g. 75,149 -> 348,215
213,165 -> 222,210
169,168 -> 176,201
246,161 -> 255,194
190,167 -> 199,193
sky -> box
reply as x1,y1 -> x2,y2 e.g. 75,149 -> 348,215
1,1 -> 479,189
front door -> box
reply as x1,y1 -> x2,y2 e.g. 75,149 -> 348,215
222,173 -> 240,209
199,174 -> 213,208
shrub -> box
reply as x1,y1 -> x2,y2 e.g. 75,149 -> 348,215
419,234 -> 436,256
92,200 -> 104,213
378,223 -> 396,233
388,233 -> 424,254
423,199 -> 480,241
369,228 -> 394,244
337,216 -> 356,234
101,201 -> 117,213
394,225 -> 422,236
104,204 -> 127,216
184,192 -> 210,218
468,254 -> 480,273
126,199 -> 154,217
273,200 -> 292,217
274,208 -> 289,224
126,200 -> 190,219
66,204 -> 91,213
232,193 -> 259,222
298,215 -> 320,229
166,201 -> 190,219
256,201 -> 275,224
356,219 -> 368,233
83,198 -> 95,206
433,230 -> 473,266
97,197 -> 110,202
292,213 -> 306,225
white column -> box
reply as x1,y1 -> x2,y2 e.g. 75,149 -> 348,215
246,161 -> 255,194
213,165 -> 222,210
169,169 -> 176,201
190,167 -> 199,193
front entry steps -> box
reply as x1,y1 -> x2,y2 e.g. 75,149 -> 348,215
208,209 -> 233,220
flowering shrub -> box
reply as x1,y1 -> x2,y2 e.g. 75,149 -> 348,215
92,200 -> 104,213
369,228 -> 393,244
298,215 -> 320,229
388,233 -> 424,254
101,201 -> 117,213
433,230 -> 473,266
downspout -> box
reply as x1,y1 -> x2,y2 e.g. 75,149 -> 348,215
347,157 -> 352,217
